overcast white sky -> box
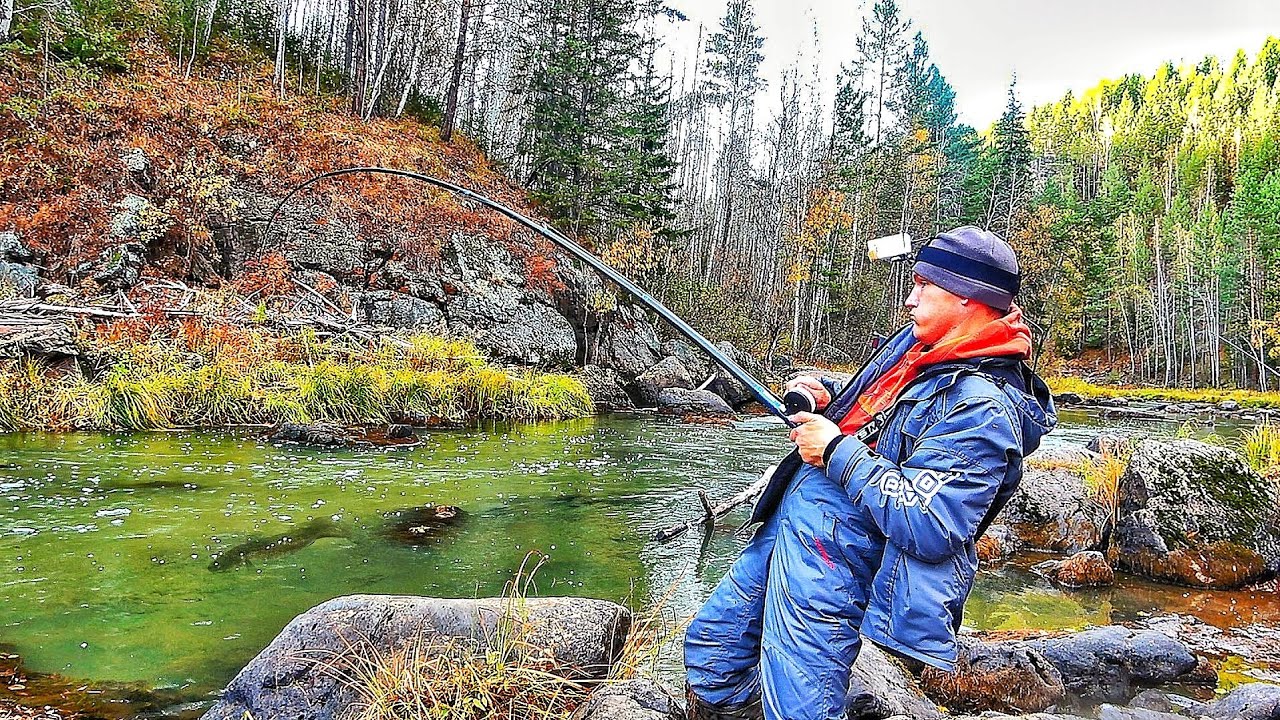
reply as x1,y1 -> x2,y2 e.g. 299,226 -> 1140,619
660,0 -> 1280,129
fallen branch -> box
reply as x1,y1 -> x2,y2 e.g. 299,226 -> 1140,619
655,464 -> 777,543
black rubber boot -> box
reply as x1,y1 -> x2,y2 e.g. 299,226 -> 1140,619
685,683 -> 765,720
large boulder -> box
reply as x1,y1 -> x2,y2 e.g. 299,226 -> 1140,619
593,302 -> 663,381
655,388 -> 733,417
706,341 -> 765,409
576,365 -> 635,412
1198,682 -> 1280,719
845,642 -> 944,720
201,595 -> 630,720
633,356 -> 695,407
1114,439 -> 1280,588
571,679 -> 684,720
1000,468 -> 1108,553
661,338 -> 716,384
920,637 -> 1064,714
1022,626 -> 1202,705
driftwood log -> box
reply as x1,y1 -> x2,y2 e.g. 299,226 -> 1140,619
655,464 -> 776,542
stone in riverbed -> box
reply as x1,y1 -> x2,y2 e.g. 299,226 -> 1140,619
201,595 -> 631,720
1114,438 -> 1280,588
381,504 -> 464,546
920,637 -> 1064,714
263,422 -> 354,447
845,641 -> 944,719
1000,468 -> 1107,553
1032,550 -> 1115,588
1022,626 -> 1202,705
1096,705 -> 1189,720
1198,682 -> 1280,719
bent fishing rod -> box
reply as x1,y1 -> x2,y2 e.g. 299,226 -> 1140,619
266,166 -> 807,427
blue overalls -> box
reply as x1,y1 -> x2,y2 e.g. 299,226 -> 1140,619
684,325 -> 1056,720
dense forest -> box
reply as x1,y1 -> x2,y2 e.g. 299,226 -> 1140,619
3,0 -> 1280,389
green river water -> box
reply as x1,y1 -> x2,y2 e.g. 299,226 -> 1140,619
0,410 -> 1276,713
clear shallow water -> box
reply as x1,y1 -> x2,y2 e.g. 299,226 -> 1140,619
0,411 -> 1274,709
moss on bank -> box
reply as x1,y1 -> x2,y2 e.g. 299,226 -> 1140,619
0,321 -> 591,431
1048,377 -> 1280,409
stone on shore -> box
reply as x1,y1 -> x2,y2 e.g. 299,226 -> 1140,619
577,364 -> 635,411
1198,682 -> 1280,719
1001,468 -> 1107,553
845,642 -> 945,720
201,595 -> 631,720
1023,626 -> 1203,705
571,679 -> 684,720
633,356 -> 695,407
1114,439 -> 1280,588
655,388 -> 733,417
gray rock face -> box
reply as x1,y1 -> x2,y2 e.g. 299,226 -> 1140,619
661,338 -> 715,383
576,365 -> 634,412
109,194 -> 168,245
1115,439 -> 1280,588
592,302 -> 663,381
1199,682 -> 1280,719
0,261 -> 39,296
356,289 -> 444,330
656,388 -> 733,417
634,356 -> 695,407
92,241 -> 148,290
572,679 -> 684,720
0,231 -> 35,263
846,642 -> 944,720
202,595 -> 631,720
1024,626 -> 1200,705
1000,468 -> 1107,553
921,637 -> 1064,713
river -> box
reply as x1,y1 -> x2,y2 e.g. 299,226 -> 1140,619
0,409 -> 1275,713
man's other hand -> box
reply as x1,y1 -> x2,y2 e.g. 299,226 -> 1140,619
783,375 -> 832,411
788,412 -> 842,467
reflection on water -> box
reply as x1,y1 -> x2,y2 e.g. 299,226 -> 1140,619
0,410 -> 1275,707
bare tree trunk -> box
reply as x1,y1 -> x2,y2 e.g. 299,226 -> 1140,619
0,0 -> 13,40
439,0 -> 472,142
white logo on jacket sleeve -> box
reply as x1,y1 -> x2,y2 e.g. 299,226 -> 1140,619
869,468 -> 958,508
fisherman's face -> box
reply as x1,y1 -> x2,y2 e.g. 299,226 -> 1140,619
905,274 -> 971,346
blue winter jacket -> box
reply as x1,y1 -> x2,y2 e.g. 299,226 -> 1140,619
754,324 -> 1056,670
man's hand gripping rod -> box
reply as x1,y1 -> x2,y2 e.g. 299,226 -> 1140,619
267,167 -> 808,425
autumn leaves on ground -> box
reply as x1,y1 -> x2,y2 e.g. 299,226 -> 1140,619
0,41 -> 591,430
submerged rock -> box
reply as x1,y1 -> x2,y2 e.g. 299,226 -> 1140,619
264,422 -> 355,447
208,518 -> 348,572
1114,439 -> 1280,588
1032,550 -> 1115,588
201,595 -> 631,720
920,637 -> 1064,714
381,504 -> 464,546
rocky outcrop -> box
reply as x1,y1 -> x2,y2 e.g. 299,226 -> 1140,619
656,388 -> 733,417
355,289 -> 444,330
1023,626 -> 1204,705
633,356 -> 695,407
1114,439 -> 1280,588
1032,551 -> 1115,588
706,341 -> 765,409
201,595 -> 630,720
1001,468 -> 1107,553
921,637 -> 1065,713
571,679 -> 684,720
92,240 -> 148,290
845,642 -> 944,719
661,338 -> 715,384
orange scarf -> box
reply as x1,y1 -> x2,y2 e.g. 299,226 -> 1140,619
838,306 -> 1032,439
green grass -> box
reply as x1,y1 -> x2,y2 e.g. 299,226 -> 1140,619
0,325 -> 592,431
1048,377 -> 1280,409
1239,423 -> 1280,476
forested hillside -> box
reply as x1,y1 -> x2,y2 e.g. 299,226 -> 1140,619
2,0 -> 1279,388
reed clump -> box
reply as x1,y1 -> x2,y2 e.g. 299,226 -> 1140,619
0,320 -> 592,431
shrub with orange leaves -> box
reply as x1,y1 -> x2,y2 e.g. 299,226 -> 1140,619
235,252 -> 293,297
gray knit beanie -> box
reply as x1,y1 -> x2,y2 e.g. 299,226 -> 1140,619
911,226 -> 1020,312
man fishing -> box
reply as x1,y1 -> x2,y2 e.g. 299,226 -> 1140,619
684,226 -> 1057,720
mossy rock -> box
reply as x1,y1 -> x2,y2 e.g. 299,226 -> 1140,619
1114,439 -> 1280,588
